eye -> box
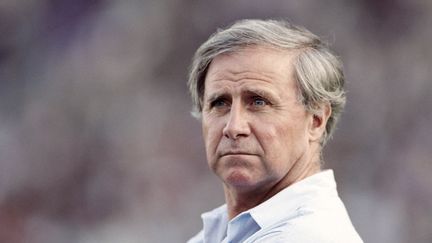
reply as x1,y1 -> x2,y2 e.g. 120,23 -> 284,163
210,98 -> 228,108
252,97 -> 268,107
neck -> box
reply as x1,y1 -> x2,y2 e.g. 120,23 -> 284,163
223,148 -> 321,220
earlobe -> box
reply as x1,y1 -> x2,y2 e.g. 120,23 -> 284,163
309,103 -> 331,142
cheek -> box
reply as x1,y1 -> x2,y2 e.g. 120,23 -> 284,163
202,123 -> 212,155
202,117 -> 222,155
257,119 -> 308,156
253,124 -> 280,157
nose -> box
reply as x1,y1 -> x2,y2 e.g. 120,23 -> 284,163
222,103 -> 251,140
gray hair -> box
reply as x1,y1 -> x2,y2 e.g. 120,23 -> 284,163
188,19 -> 346,145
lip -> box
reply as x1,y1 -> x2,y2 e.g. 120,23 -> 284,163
221,152 -> 256,157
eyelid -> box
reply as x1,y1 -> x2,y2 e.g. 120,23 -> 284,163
209,96 -> 230,108
250,95 -> 272,106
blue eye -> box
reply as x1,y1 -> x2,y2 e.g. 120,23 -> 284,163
253,98 -> 267,106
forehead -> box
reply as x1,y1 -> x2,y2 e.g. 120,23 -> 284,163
204,46 -> 298,93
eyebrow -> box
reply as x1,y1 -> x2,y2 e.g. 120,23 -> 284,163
243,88 -> 277,100
205,91 -> 229,104
204,87 -> 280,104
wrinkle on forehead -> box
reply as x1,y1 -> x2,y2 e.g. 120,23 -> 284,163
205,46 -> 298,85
207,70 -> 279,85
204,46 -> 301,103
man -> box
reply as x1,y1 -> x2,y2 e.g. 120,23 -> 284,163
187,19 -> 363,243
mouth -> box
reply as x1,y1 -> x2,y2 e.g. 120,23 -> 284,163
221,152 -> 256,157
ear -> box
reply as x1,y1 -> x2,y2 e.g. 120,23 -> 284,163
308,102 -> 331,143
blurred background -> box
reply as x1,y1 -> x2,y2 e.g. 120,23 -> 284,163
0,0 -> 431,242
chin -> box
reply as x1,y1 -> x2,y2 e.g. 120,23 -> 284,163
221,169 -> 259,189
214,155 -> 262,188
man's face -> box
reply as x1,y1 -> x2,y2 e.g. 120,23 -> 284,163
202,46 -> 320,192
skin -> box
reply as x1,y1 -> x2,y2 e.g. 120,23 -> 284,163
201,46 -> 331,219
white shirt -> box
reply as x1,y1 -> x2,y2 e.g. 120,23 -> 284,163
187,170 -> 363,243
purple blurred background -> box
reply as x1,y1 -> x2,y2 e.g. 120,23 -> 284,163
0,0 -> 431,242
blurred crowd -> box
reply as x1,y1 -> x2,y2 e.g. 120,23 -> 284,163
0,0 -> 431,242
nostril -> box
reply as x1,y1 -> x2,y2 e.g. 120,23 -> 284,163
223,121 -> 250,140
224,132 -> 231,139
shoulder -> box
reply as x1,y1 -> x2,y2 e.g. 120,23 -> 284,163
250,211 -> 363,243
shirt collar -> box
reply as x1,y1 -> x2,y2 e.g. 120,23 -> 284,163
201,204 -> 229,242
200,170 -> 338,240
249,169 -> 338,229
